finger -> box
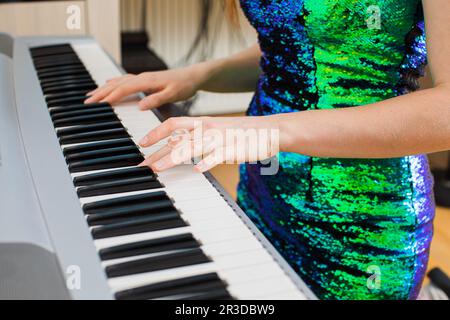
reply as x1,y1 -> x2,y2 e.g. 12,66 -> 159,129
86,83 -> 111,99
149,142 -> 193,172
139,117 -> 201,147
194,146 -> 227,172
139,145 -> 172,168
138,89 -> 172,110
154,135 -> 222,172
100,78 -> 153,104
85,83 -> 117,103
87,74 -> 135,97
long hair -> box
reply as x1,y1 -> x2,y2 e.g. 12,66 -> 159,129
224,0 -> 240,27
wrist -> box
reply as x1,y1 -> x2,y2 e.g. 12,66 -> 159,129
269,113 -> 302,153
189,58 -> 227,91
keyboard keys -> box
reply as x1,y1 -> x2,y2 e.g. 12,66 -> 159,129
63,138 -> 135,156
68,153 -> 144,173
40,75 -> 93,87
47,95 -> 89,108
73,167 -> 155,187
57,121 -> 122,138
105,248 -> 211,278
115,273 -> 227,300
51,102 -> 111,116
51,106 -> 113,121
99,233 -> 199,260
66,145 -> 138,162
91,214 -> 187,239
53,112 -> 119,128
43,82 -> 97,95
77,175 -> 163,198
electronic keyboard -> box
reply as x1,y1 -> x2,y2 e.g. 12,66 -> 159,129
0,33 -> 316,300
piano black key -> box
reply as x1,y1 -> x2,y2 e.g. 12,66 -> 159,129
183,289 -> 234,300
57,121 -> 122,137
78,175 -> 164,198
51,102 -> 112,116
43,82 -> 97,95
105,248 -> 210,278
87,209 -> 179,227
53,112 -> 118,128
46,95 -> 89,108
63,138 -> 135,156
66,145 -> 138,162
115,273 -> 225,300
51,106 -> 113,121
34,56 -> 83,74
99,233 -> 199,260
34,60 -> 83,70
40,75 -> 93,87
32,53 -> 78,62
37,65 -> 86,77
30,44 -> 74,58
73,166 -> 155,187
84,196 -> 173,221
42,78 -> 95,91
38,68 -> 89,80
45,91 -> 91,102
91,214 -> 187,239
68,153 -> 144,173
33,52 -> 79,62
59,127 -> 129,144
83,191 -> 168,214
32,52 -> 78,62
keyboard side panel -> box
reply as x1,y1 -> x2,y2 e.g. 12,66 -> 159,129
0,50 -> 71,299
13,36 -> 113,300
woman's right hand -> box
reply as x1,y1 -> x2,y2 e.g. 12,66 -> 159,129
85,66 -> 205,110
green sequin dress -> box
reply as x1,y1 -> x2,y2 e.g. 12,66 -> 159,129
237,0 -> 434,299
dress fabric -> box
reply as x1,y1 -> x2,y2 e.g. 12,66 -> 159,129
237,0 -> 434,299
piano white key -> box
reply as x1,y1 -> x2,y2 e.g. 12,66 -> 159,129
76,179 -> 213,205
107,250 -> 280,294
100,236 -> 265,270
108,262 -> 218,293
95,220 -> 251,250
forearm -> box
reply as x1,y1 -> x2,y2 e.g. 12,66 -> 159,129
278,84 -> 450,158
190,43 -> 262,93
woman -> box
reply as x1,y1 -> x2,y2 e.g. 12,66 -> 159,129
86,0 -> 450,299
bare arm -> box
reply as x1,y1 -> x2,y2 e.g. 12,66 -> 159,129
85,43 -> 262,109
194,43 -> 262,92
279,0 -> 450,158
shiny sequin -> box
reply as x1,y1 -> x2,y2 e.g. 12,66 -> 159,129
237,0 -> 433,299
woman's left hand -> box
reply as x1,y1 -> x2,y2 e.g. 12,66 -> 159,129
139,115 -> 288,172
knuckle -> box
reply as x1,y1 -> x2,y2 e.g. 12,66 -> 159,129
151,96 -> 162,105
165,118 -> 177,130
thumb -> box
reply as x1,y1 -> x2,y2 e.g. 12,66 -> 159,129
139,89 -> 172,110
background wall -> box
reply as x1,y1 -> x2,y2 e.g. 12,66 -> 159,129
0,0 -> 121,62
121,0 -> 258,115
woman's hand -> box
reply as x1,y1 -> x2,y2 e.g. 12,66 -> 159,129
139,115 -> 289,172
85,66 -> 207,110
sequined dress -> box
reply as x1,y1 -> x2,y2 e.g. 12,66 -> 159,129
237,0 -> 434,299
